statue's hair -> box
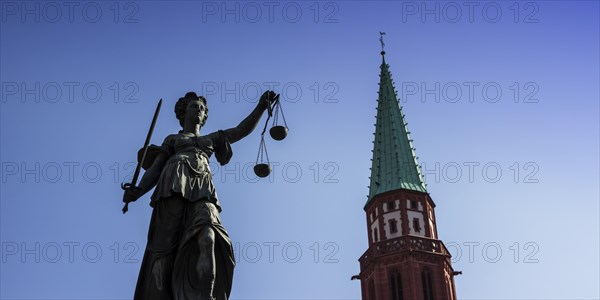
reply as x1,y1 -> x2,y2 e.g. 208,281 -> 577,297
175,92 -> 208,128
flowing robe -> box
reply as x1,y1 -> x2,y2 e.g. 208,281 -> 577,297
134,131 -> 235,300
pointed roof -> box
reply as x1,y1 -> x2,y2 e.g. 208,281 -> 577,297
367,50 -> 426,205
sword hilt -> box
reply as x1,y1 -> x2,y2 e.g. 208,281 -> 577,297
121,182 -> 135,214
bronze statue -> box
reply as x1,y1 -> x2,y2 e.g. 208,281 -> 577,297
123,90 -> 276,300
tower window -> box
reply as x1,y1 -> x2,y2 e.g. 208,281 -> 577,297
369,279 -> 376,300
389,219 -> 398,234
373,228 -> 379,242
390,269 -> 404,300
413,218 -> 421,233
410,200 -> 417,209
387,201 -> 395,210
421,268 -> 434,300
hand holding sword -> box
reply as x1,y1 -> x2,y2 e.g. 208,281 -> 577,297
121,99 -> 162,214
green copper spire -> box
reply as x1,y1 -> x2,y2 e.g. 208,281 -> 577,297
368,46 -> 426,203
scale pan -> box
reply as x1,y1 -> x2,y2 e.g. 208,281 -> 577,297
269,126 -> 288,141
254,163 -> 271,178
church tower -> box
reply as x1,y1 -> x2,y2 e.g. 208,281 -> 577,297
358,35 -> 459,300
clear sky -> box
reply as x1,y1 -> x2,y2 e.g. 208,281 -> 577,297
1,1 -> 599,299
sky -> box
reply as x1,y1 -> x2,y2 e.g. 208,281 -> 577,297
1,1 -> 599,299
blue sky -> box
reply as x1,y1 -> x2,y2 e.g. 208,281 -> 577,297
1,1 -> 599,299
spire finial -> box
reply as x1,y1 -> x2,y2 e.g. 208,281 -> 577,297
379,31 -> 386,56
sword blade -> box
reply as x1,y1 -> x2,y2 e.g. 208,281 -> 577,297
132,98 -> 162,186
122,98 -> 162,214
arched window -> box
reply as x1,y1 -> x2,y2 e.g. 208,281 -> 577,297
421,268 -> 434,300
368,279 -> 376,300
390,269 -> 404,300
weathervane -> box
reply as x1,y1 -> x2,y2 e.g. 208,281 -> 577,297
379,31 -> 386,54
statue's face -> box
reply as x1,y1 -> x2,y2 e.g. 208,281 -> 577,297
185,99 -> 206,126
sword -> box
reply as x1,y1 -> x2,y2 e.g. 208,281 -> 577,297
121,98 -> 162,214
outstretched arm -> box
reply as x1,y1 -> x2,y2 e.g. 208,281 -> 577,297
223,90 -> 275,144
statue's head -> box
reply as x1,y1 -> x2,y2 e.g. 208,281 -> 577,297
175,92 -> 208,128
